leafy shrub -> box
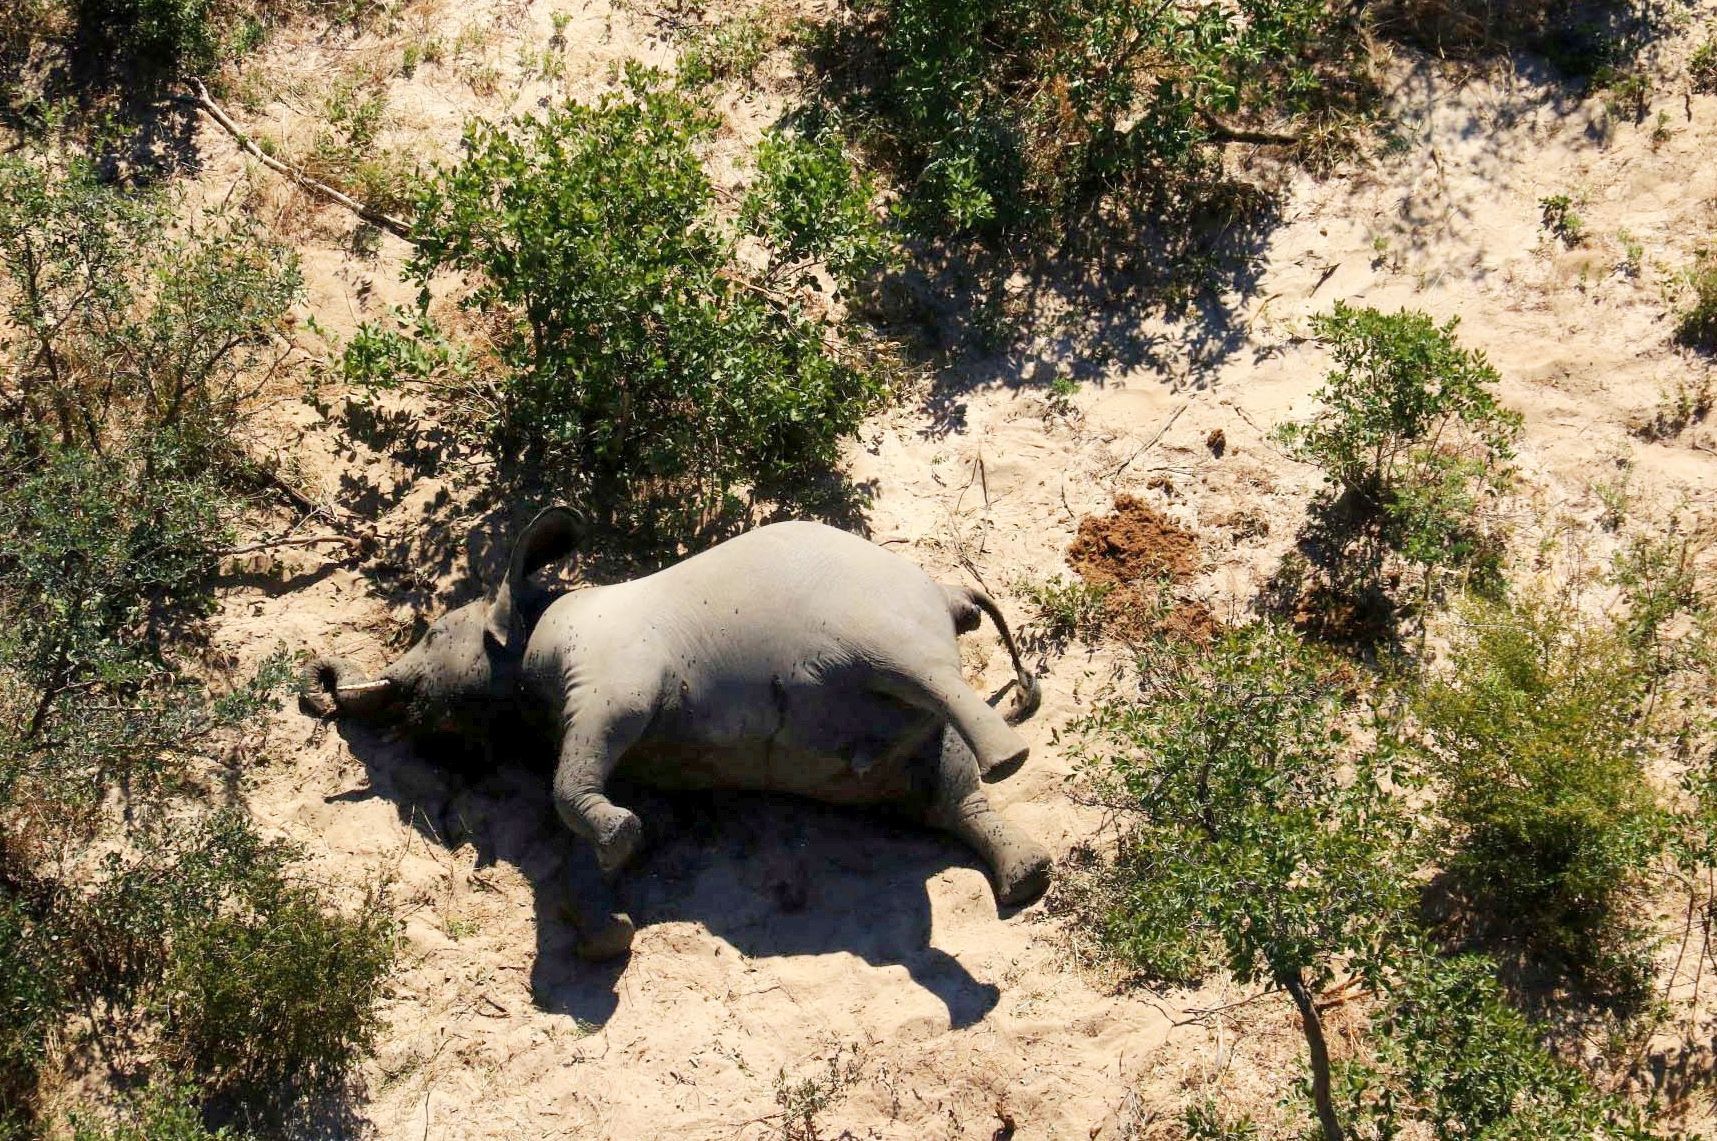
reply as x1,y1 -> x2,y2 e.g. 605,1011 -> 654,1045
0,894 -> 59,1133
741,129 -> 891,286
138,816 -> 396,1096
1279,304 -> 1521,575
0,137 -> 391,1132
70,1083 -> 238,1141
1272,304 -> 1521,642
1062,622 -> 1416,1138
0,148 -> 301,471
1408,590 -> 1671,999
814,0 -> 1374,243
1539,193 -> 1585,246
367,67 -> 891,533
1676,249 -> 1717,351
1351,950 -> 1659,1138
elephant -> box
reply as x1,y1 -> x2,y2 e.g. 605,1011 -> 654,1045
303,508 -> 1051,960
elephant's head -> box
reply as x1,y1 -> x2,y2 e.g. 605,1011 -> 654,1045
301,506 -> 582,745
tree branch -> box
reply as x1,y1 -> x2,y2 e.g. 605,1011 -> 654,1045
1199,108 -> 1302,147
1283,970 -> 1346,1141
173,78 -> 416,242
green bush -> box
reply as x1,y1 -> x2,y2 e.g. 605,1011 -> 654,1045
70,1083 -> 239,1141
0,138 -> 391,1133
1676,250 -> 1717,351
1062,622 -> 1416,1138
0,894 -> 59,1133
0,148 -> 300,470
1351,950 -> 1659,1138
1278,304 -> 1521,575
1409,590 -> 1670,998
367,67 -> 891,533
813,0 -> 1373,242
134,816 -> 395,1096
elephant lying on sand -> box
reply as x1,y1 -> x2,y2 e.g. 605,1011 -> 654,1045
303,508 -> 1050,959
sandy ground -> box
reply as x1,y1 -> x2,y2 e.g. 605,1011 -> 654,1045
172,0 -> 1717,1135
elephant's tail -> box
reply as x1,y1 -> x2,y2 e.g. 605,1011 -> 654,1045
951,586 -> 1041,724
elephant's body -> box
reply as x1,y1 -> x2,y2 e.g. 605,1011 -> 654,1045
525,522 -> 1022,800
304,511 -> 1048,960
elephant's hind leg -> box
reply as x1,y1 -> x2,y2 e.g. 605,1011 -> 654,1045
879,664 -> 1031,782
921,728 -> 1050,907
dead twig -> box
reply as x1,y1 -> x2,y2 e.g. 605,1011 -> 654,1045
221,534 -> 365,557
174,77 -> 415,241
1111,400 -> 1189,479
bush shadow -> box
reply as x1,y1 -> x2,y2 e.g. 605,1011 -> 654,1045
1257,489 -> 1407,659
862,186 -> 1283,436
320,718 -> 1008,1032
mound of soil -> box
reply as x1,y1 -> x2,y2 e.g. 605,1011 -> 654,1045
1067,494 -> 1199,585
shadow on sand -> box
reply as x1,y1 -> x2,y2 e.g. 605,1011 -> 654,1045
322,718 -> 1007,1031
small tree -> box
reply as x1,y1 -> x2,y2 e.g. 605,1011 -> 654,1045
1279,304 -> 1521,572
1066,623 -> 1417,1140
387,67 -> 892,535
1273,305 -> 1521,641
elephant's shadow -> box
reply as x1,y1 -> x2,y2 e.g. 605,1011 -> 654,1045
325,721 -> 1006,1031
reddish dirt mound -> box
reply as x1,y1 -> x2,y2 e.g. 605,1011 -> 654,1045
1067,494 -> 1199,585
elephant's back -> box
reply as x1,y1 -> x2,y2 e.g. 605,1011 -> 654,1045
655,521 -> 949,631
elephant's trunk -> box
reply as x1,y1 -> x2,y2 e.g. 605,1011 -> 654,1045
300,655 -> 398,718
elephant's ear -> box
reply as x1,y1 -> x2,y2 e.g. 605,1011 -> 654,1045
485,506 -> 584,649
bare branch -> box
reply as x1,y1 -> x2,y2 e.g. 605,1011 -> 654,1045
173,78 -> 416,242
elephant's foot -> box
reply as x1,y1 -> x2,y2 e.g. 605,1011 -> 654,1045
990,838 -> 1051,907
934,791 -> 1053,908
574,911 -> 636,961
591,805 -> 643,874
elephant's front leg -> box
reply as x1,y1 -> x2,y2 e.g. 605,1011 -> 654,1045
921,727 -> 1051,907
552,699 -> 652,874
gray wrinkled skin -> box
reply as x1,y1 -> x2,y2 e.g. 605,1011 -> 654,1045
304,509 -> 1050,960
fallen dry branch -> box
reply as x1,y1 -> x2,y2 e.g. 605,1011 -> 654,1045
174,77 -> 415,241
1199,109 -> 1303,147
222,534 -> 366,558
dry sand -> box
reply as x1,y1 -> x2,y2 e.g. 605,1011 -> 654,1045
173,0 -> 1717,1134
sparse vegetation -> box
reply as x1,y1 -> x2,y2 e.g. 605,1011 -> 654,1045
1677,248 -> 1717,350
1015,574 -> 1114,648
676,11 -> 785,91
1616,228 -> 1644,276
1634,377 -> 1711,440
771,1045 -> 864,1141
1540,194 -> 1587,246
3,0 -> 383,108
0,140 -> 394,1135
1688,36 -> 1717,93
